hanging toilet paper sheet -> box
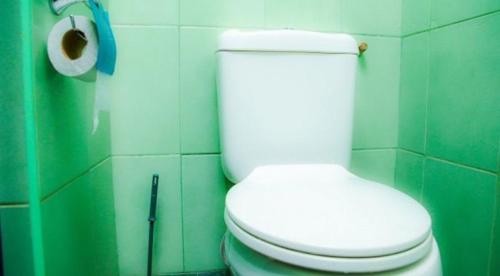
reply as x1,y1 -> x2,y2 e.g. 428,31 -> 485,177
92,72 -> 112,135
47,15 -> 99,82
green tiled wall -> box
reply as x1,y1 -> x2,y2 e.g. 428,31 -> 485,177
32,0 -> 112,198
112,156 -> 183,275
398,3 -> 500,276
182,155 -> 228,271
0,2 -> 34,276
0,1 -> 28,204
1,0 -> 119,275
41,159 -> 118,276
109,0 -> 403,273
0,207 -> 34,276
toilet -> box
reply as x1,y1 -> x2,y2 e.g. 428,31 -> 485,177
216,30 -> 442,275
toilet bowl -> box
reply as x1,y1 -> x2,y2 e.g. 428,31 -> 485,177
222,232 -> 441,276
220,165 -> 441,275
215,30 -> 442,275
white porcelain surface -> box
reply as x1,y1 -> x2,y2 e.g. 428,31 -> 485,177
217,30 -> 441,275
223,231 -> 442,275
226,164 -> 432,258
217,32 -> 358,182
219,30 -> 359,54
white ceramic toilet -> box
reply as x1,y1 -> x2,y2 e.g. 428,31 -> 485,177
216,30 -> 441,275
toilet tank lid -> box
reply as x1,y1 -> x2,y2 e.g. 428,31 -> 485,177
218,30 -> 359,54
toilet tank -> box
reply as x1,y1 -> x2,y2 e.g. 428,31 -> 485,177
217,30 -> 359,183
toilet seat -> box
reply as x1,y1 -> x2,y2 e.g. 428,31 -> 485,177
226,211 -> 433,273
222,230 -> 442,276
225,164 -> 434,273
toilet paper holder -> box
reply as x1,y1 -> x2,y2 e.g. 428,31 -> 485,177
49,0 -> 100,15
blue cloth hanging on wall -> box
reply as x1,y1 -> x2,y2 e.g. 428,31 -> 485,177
88,0 -> 116,75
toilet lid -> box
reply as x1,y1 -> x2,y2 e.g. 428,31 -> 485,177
225,164 -> 432,258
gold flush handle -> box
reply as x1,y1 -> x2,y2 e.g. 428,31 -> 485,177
358,42 -> 368,55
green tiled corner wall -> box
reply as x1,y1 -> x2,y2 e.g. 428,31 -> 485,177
32,0 -> 118,274
398,2 -> 500,276
108,0 -> 403,273
0,2 -> 34,276
1,0 -> 118,275
5,0 -> 498,275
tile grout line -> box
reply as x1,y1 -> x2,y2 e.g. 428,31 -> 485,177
180,156 -> 186,272
398,148 -> 498,176
41,156 -> 111,203
352,147 -> 398,151
422,28 -> 431,159
113,24 -> 402,39
402,9 -> 500,38
0,203 -> 30,209
487,191 -> 498,276
111,153 -> 221,158
487,156 -> 500,275
178,0 -> 186,270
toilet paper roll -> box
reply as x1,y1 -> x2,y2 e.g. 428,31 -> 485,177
47,15 -> 99,82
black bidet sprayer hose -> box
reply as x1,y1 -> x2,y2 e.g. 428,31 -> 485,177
147,174 -> 159,276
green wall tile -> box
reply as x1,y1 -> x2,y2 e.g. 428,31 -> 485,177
31,0 -> 111,197
0,207 -> 34,276
112,156 -> 183,275
109,0 -> 178,25
180,28 -> 222,154
399,33 -> 428,153
427,13 -> 500,172
491,176 -> 500,276
340,0 -> 402,36
110,26 -> 180,155
180,0 -> 266,27
490,164 -> 500,276
350,149 -> 397,185
422,158 -> 497,276
352,36 -> 400,149
402,0 -> 431,35
0,1 -> 28,204
431,0 -> 500,27
264,0 -> 342,31
394,150 -> 424,201
42,174 -> 95,276
88,159 -> 119,275
182,155 -> 228,271
41,159 -> 118,276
